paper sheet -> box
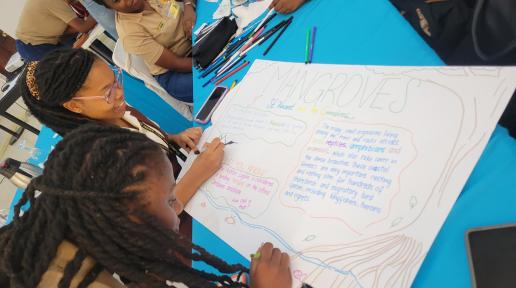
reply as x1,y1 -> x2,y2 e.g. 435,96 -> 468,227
212,0 -> 272,34
213,0 -> 231,19
232,0 -> 272,33
181,60 -> 516,287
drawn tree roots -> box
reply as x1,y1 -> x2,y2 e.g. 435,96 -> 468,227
298,234 -> 422,288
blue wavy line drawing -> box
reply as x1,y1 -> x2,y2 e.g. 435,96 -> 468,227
200,188 -> 364,288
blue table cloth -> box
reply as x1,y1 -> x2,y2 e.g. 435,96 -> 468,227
191,1 -> 516,287
9,1 -> 515,286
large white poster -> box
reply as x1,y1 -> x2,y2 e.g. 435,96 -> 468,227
181,60 -> 516,287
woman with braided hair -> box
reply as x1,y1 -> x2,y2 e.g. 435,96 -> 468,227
0,124 -> 292,288
19,47 -> 213,208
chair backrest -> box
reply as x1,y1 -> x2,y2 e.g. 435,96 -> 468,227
112,40 -> 193,120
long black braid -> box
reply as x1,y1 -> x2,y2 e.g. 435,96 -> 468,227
0,124 -> 249,287
19,48 -> 100,136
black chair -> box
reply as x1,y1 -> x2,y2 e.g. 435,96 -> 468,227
0,73 -> 40,144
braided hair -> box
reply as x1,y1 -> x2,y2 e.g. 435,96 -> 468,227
0,124 -> 248,288
19,48 -> 101,136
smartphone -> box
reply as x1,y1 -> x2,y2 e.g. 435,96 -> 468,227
466,223 -> 516,288
194,86 -> 228,124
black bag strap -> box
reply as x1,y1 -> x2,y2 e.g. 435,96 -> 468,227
472,0 -> 516,61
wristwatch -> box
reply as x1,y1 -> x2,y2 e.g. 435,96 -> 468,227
184,1 -> 196,10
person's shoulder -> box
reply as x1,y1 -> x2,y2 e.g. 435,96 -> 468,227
116,12 -> 146,36
38,241 -> 126,288
115,10 -> 144,23
21,0 -> 55,11
43,0 -> 72,9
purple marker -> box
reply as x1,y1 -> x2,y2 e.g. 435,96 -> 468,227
309,26 -> 316,64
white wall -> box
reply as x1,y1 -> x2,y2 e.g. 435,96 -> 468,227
0,0 -> 28,38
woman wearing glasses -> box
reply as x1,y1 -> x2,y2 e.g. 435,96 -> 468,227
19,48 -> 221,229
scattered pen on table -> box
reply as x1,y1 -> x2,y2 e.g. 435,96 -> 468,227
241,26 -> 265,52
200,56 -> 230,78
263,17 -> 293,56
309,26 -> 316,64
257,18 -> 290,46
201,14 -> 294,76
230,80 -> 238,91
217,47 -> 245,75
241,39 -> 261,55
212,56 -> 246,84
253,9 -> 275,34
305,28 -> 311,64
200,15 -> 295,77
202,56 -> 245,87
215,55 -> 246,81
256,12 -> 277,33
217,55 -> 245,76
215,61 -> 250,86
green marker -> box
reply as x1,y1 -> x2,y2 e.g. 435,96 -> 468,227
305,28 -> 311,64
250,251 -> 261,259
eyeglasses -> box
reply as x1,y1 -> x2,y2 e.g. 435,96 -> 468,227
74,67 -> 123,104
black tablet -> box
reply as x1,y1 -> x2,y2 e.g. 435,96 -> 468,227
466,223 -> 516,288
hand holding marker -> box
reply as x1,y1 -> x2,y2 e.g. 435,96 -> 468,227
194,135 -> 237,155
